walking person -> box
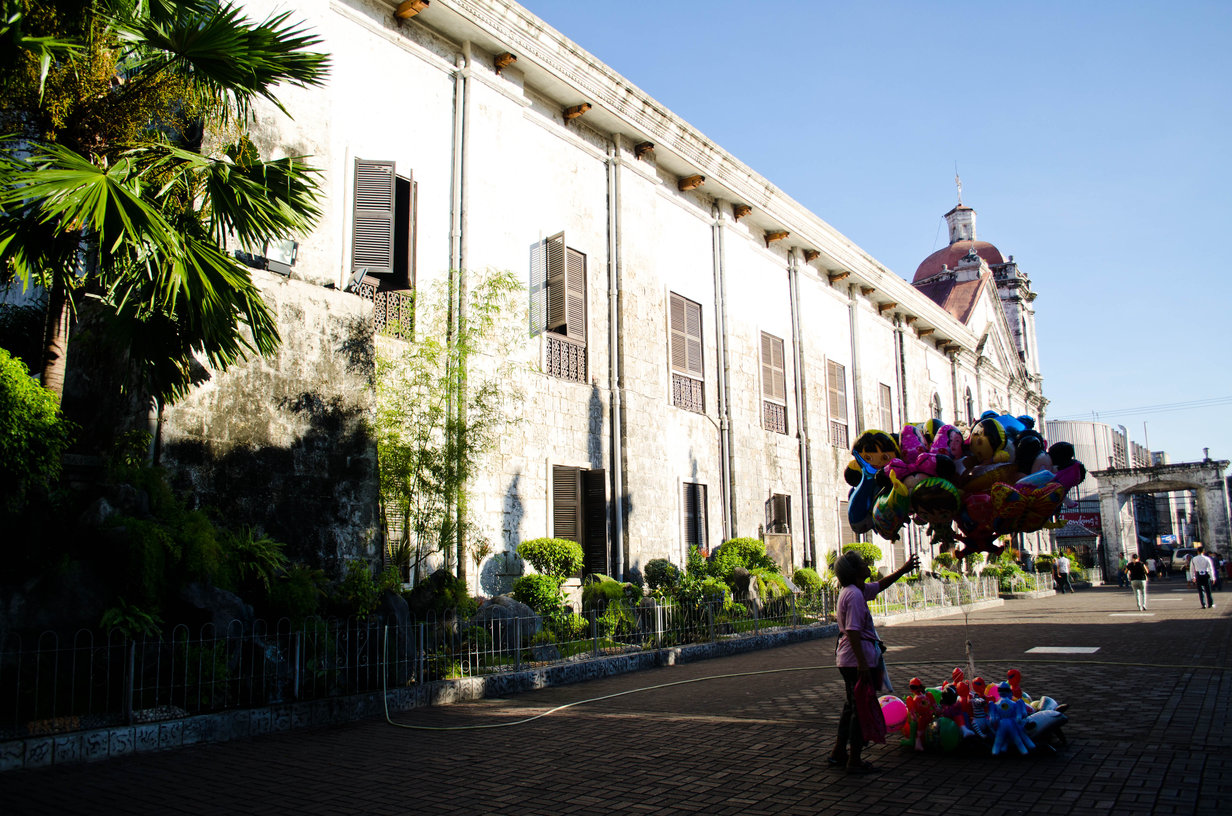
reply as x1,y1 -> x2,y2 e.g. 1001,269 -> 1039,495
1189,545 -> 1215,609
1126,553 -> 1149,610
1117,555 -> 1129,588
829,550 -> 920,775
1056,553 -> 1074,593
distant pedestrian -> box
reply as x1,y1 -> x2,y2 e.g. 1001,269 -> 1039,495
1188,545 -> 1215,609
1126,553 -> 1149,611
1117,556 -> 1129,588
1056,554 -> 1074,593
1213,553 -> 1223,591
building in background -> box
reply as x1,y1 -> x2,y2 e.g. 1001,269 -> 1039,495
149,0 -> 1052,591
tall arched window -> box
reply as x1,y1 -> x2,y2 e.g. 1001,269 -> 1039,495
931,392 -> 943,420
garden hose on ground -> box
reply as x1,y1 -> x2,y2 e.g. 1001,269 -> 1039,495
380,628 -> 1227,732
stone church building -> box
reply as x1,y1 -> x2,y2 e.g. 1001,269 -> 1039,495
162,0 -> 1050,592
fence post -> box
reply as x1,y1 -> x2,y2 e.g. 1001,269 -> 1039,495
417,623 -> 425,686
707,602 -> 715,642
514,618 -> 522,673
592,611 -> 600,659
292,631 -> 301,701
752,597 -> 759,636
791,593 -> 798,628
124,639 -> 135,725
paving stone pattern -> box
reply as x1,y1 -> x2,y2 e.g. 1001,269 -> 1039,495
1,583 -> 1228,815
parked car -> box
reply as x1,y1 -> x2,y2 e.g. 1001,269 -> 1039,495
1172,548 -> 1199,574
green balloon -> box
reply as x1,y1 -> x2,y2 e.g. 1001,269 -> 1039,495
936,716 -> 961,752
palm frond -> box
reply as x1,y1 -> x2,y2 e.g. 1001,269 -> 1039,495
118,3 -> 329,120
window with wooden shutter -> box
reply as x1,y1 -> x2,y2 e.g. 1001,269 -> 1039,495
670,293 -> 704,412
581,469 -> 608,576
683,482 -> 708,554
879,383 -> 893,432
545,232 -> 567,333
931,392 -> 943,420
537,234 -> 587,382
766,494 -> 791,533
761,332 -> 787,434
552,465 -> 580,542
352,159 -> 396,276
838,500 -> 863,546
827,360 -> 848,448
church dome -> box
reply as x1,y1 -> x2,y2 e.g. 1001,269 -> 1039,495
913,240 -> 1006,283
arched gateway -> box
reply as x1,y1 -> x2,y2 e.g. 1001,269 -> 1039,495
1091,459 -> 1231,570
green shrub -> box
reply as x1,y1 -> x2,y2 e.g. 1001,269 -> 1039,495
225,527 -> 288,594
1034,553 -> 1056,573
752,568 -> 791,600
710,537 -> 776,582
792,566 -> 822,593
841,542 -> 883,567
0,347 -> 74,518
268,562 -> 327,621
336,560 -> 381,617
933,552 -> 955,569
644,558 -> 681,591
512,573 -> 564,618
517,538 -> 583,579
582,577 -> 626,610
686,545 -> 709,576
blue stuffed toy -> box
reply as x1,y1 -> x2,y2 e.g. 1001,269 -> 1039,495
988,681 -> 1035,756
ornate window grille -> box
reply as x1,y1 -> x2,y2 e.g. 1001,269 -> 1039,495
672,373 -> 704,413
546,333 -> 586,382
358,281 -> 413,340
830,420 -> 849,450
764,401 -> 787,435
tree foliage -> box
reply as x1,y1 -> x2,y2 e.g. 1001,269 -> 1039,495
374,267 -> 526,583
0,345 -> 73,516
0,0 -> 329,404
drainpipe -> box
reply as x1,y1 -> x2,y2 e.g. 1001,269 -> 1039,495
787,249 -> 815,568
894,315 -> 908,424
607,138 -> 626,580
951,351 -> 961,425
447,45 -> 470,580
847,284 -> 862,433
711,204 -> 735,542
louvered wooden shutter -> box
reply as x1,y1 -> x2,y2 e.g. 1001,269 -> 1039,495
581,469 -> 607,576
685,299 -> 703,377
552,465 -> 580,541
762,333 -> 785,402
529,239 -> 547,335
352,159 -> 396,275
545,232 -> 567,332
828,361 -> 847,422
839,500 -> 862,546
670,293 -> 687,372
670,294 -> 703,377
766,494 -> 790,532
565,248 -> 586,340
683,483 -> 707,551
879,383 -> 893,431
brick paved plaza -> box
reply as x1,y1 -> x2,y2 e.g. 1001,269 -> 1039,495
2,582 -> 1228,815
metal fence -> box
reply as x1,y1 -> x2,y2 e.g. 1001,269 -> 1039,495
0,577 -> 998,740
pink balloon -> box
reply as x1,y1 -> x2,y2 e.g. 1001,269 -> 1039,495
879,694 -> 909,730
985,683 -> 1000,701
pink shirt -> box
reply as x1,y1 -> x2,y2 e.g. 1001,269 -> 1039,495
835,581 -> 882,668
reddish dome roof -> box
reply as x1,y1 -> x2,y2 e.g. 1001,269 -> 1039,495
912,240 -> 1006,283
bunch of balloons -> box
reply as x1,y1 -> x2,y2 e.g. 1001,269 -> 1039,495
845,411 -> 1087,558
879,667 -> 1070,756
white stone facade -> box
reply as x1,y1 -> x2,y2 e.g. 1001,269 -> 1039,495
228,0 -> 1048,585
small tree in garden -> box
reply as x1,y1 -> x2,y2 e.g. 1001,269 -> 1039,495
374,268 -> 525,585
511,537 -> 582,623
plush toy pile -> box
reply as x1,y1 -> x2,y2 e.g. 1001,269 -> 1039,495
845,412 -> 1088,558
879,667 -> 1069,755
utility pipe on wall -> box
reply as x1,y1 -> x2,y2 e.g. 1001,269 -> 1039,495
787,249 -> 815,567
711,204 -> 734,542
606,138 -> 626,581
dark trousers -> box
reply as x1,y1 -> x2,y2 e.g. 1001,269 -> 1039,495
1058,572 -> 1074,593
835,666 -> 863,758
1196,574 -> 1214,607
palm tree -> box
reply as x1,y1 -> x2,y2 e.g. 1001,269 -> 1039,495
0,0 -> 328,404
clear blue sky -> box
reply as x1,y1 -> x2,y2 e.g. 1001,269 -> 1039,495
518,0 -> 1232,471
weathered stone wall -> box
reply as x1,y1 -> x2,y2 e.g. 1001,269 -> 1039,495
159,274 -> 379,572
